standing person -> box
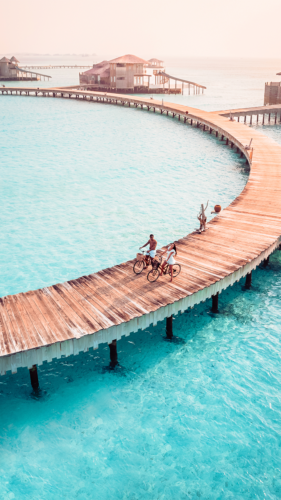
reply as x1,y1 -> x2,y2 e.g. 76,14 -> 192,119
197,201 -> 208,233
160,243 -> 177,282
139,234 -> 157,268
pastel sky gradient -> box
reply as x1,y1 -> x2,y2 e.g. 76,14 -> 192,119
2,0 -> 281,58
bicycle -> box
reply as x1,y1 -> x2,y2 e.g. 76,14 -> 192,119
133,250 -> 162,275
147,261 -> 181,283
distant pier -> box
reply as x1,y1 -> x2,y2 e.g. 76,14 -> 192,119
1,87 -> 281,390
218,104 -> 281,125
21,65 -> 92,70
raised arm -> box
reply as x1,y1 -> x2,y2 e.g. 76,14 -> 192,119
139,240 -> 149,250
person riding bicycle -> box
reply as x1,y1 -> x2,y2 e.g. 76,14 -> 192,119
139,234 -> 157,268
159,243 -> 177,282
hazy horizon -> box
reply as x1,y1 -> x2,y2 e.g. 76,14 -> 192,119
2,0 -> 281,59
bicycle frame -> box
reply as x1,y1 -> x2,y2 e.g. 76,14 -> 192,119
160,263 -> 169,274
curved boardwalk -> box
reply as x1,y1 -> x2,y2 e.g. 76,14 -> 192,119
1,87 -> 281,376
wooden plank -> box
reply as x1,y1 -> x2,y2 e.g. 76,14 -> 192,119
53,283 -> 102,332
0,298 -> 23,353
43,286 -> 94,337
10,294 -> 45,349
0,300 -> 16,355
62,281 -> 116,330
23,292 -> 60,345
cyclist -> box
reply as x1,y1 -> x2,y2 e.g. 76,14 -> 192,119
159,243 -> 177,282
139,234 -> 157,268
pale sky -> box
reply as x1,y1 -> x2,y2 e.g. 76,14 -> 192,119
2,0 -> 281,59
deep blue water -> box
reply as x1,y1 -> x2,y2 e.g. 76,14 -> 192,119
1,62 -> 281,499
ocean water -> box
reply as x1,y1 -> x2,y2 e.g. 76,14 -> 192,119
1,59 -> 281,499
0,94 -> 247,297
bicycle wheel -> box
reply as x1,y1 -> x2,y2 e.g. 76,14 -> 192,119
147,269 -> 160,282
168,264 -> 181,277
133,260 -> 144,274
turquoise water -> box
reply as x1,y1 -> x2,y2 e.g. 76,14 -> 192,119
0,95 -> 246,297
1,61 -> 281,499
1,256 -> 281,499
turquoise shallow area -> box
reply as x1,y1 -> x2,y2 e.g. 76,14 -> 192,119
1,253 -> 281,499
2,89 -> 281,499
0,95 -> 246,296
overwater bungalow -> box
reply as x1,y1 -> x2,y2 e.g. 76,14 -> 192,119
0,56 -> 51,81
79,54 -> 205,94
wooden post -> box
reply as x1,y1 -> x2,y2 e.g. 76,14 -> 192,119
257,114 -> 259,123
245,272 -> 252,289
244,115 -> 246,123
166,316 -> 173,339
264,256 -> 270,267
29,365 -> 39,391
269,113 -> 271,123
250,115 -> 252,125
262,114 -> 265,125
109,339 -> 118,367
212,293 -> 219,313
275,113 -> 277,124
221,135 -> 224,141
238,116 -> 240,122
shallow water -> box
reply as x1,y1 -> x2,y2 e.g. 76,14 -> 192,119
1,254 -> 281,500
0,95 -> 246,296
1,60 -> 281,499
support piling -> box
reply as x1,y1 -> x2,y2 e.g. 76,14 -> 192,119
166,316 -> 173,339
264,256 -> 270,267
109,339 -> 118,367
245,272 -> 252,289
212,293 -> 219,313
29,365 -> 39,391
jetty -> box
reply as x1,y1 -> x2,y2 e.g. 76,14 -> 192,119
21,65 -> 92,70
157,72 -> 206,94
218,104 -> 281,125
1,87 -> 281,390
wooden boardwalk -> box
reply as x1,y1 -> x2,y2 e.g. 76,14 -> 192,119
218,104 -> 281,124
218,104 -> 281,116
1,87 -> 281,376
